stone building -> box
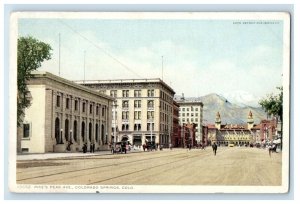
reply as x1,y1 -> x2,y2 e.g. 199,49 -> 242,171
76,78 -> 175,147
207,111 -> 258,146
17,71 -> 113,153
176,100 -> 204,145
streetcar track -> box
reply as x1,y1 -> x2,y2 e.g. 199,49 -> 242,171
17,151 -> 193,182
87,150 -> 213,185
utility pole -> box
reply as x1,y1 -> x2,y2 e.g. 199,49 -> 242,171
83,50 -> 86,83
58,33 -> 61,76
161,56 -> 164,81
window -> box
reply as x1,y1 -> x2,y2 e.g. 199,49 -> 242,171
191,118 -> 194,122
182,108 -> 185,111
134,90 -> 141,97
122,111 -> 129,120
82,102 -> 86,112
187,113 -> 189,116
182,113 -> 185,117
66,98 -> 70,109
182,118 -> 185,122
147,89 -> 154,97
195,113 -> 198,117
122,100 -> 129,108
122,90 -> 129,97
56,95 -> 60,107
191,113 -> 194,117
110,90 -> 117,97
102,107 -> 105,117
90,104 -> 93,114
195,118 -> 198,122
187,108 -> 189,111
122,124 -> 129,131
23,124 -> 30,138
147,111 -> 154,119
75,100 -> 78,111
148,100 -> 154,108
96,106 -> 99,115
134,100 -> 141,108
147,123 -> 154,131
134,124 -> 141,131
134,111 -> 141,120
191,106 -> 194,111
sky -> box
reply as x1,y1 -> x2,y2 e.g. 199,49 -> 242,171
18,15 -> 285,106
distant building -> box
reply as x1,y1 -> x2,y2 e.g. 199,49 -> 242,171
207,111 -> 278,147
176,99 -> 204,145
76,78 -> 175,147
17,71 -> 113,153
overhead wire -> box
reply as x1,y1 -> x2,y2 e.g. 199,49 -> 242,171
58,19 -> 143,79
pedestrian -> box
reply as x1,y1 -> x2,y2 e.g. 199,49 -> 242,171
92,142 -> 95,153
90,143 -> 93,153
82,143 -> 87,153
142,144 -> 146,152
212,142 -> 217,156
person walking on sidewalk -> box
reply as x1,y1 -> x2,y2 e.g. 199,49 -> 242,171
212,142 -> 218,156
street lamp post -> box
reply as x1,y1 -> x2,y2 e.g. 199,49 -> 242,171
113,100 -> 117,152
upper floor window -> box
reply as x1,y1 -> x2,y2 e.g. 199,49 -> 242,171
134,90 -> 141,97
96,106 -> 99,115
110,90 -> 117,97
148,100 -> 154,108
134,100 -> 141,108
122,111 -> 129,120
134,111 -> 141,120
147,111 -> 154,120
66,98 -> 70,109
90,104 -> 93,114
147,89 -> 154,97
56,95 -> 61,107
122,90 -> 129,97
74,100 -> 78,111
122,100 -> 129,108
82,102 -> 86,113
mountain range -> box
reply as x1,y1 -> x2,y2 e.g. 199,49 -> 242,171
175,93 -> 267,124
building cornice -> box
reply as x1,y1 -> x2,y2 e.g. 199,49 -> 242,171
29,71 -> 114,101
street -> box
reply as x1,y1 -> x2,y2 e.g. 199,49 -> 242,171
16,147 -> 282,186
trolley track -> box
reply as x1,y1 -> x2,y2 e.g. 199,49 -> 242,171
17,150 -> 208,182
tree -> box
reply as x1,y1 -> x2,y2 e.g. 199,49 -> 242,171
259,86 -> 283,149
259,86 -> 283,121
17,36 -> 52,126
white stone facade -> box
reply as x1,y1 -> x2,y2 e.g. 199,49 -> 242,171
76,79 -> 175,148
177,101 -> 204,144
17,71 -> 113,153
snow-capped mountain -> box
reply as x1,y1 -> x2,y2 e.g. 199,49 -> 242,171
175,93 -> 267,124
221,91 -> 260,107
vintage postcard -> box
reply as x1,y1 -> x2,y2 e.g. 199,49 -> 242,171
9,12 -> 290,193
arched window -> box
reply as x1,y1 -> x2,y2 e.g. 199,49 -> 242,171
101,124 -> 105,144
89,122 -> 92,142
55,118 -> 60,144
95,123 -> 99,142
65,119 -> 69,142
73,120 -> 77,142
81,122 -> 85,142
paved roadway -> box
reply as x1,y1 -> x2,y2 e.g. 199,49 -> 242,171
16,147 -> 282,186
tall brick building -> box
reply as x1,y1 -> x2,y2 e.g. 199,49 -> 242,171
17,71 -> 113,153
